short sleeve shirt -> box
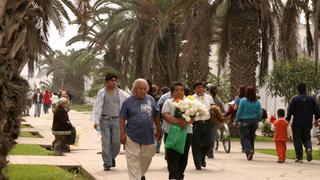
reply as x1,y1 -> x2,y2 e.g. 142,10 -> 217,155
161,98 -> 192,133
119,95 -> 160,144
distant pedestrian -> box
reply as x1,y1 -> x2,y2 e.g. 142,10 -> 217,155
207,85 -> 225,159
286,83 -> 320,163
235,86 -> 262,160
156,88 -> 172,154
43,90 -> 52,114
270,109 -> 289,163
119,78 -> 161,180
51,93 -> 59,113
33,88 -> 43,117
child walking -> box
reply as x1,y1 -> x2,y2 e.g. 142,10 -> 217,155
270,109 -> 289,163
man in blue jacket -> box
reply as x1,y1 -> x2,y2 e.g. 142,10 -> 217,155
286,83 -> 320,163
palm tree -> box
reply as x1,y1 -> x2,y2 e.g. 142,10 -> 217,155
214,0 -> 281,96
41,50 -> 100,104
0,1 -> 90,178
85,0 -> 195,87
182,0 -> 215,88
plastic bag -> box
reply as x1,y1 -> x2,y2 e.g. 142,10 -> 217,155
165,124 -> 187,154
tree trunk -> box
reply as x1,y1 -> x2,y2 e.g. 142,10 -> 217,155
63,74 -> 85,104
184,1 -> 212,89
154,24 -> 180,87
0,1 -> 31,178
228,3 -> 260,97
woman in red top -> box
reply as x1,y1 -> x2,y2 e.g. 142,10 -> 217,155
270,109 -> 289,163
43,90 -> 52,114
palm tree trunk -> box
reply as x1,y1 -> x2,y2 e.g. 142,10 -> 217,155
63,75 -> 85,104
314,1 -> 320,74
228,3 -> 260,96
0,1 -> 30,178
184,1 -> 212,89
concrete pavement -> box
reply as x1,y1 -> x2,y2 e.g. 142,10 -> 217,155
9,107 -> 320,180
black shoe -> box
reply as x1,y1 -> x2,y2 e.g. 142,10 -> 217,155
294,159 -> 303,163
112,159 -> 116,167
196,166 -> 202,170
104,166 -> 111,171
247,150 -> 254,161
277,160 -> 284,163
201,160 -> 206,167
141,176 -> 146,180
306,149 -> 313,162
206,151 -> 214,159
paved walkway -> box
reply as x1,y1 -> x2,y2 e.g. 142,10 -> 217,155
9,107 -> 320,180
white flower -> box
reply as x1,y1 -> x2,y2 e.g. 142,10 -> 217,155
173,98 -> 209,121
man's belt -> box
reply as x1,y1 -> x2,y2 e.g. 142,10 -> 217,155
194,119 -> 211,124
101,114 -> 118,119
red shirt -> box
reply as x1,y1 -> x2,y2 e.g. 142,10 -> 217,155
272,118 -> 289,141
43,92 -> 52,105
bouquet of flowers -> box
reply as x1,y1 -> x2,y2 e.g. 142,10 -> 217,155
172,96 -> 209,122
165,96 -> 209,154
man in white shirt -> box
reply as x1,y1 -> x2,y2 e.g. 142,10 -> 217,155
192,82 -> 214,170
91,74 -> 129,171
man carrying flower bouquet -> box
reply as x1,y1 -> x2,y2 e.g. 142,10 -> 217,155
191,82 -> 214,170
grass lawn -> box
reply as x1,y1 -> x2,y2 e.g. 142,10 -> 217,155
19,131 -> 42,138
4,165 -> 89,180
20,124 -> 32,128
70,104 -> 92,112
231,136 -> 274,142
256,149 -> 320,160
9,144 -> 54,156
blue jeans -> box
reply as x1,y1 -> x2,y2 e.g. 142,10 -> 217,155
239,121 -> 258,153
34,103 -> 42,116
100,117 -> 120,167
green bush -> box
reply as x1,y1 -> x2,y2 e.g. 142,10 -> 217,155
267,57 -> 320,104
260,120 -> 274,137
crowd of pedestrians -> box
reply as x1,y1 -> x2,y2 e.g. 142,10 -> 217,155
24,74 -> 320,180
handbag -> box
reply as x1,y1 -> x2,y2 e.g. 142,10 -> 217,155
165,124 -> 187,154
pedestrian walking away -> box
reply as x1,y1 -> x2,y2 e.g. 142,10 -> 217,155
286,83 -> 320,163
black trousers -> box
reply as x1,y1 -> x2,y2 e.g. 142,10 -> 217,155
292,126 -> 312,160
191,120 -> 212,168
166,133 -> 192,179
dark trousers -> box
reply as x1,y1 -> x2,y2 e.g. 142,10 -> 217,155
191,120 -> 212,168
239,121 -> 257,153
292,126 -> 312,160
166,133 -> 192,180
208,125 -> 218,155
53,135 -> 70,155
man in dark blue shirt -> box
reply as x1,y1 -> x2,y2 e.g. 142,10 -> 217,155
119,78 -> 161,180
286,83 -> 320,163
